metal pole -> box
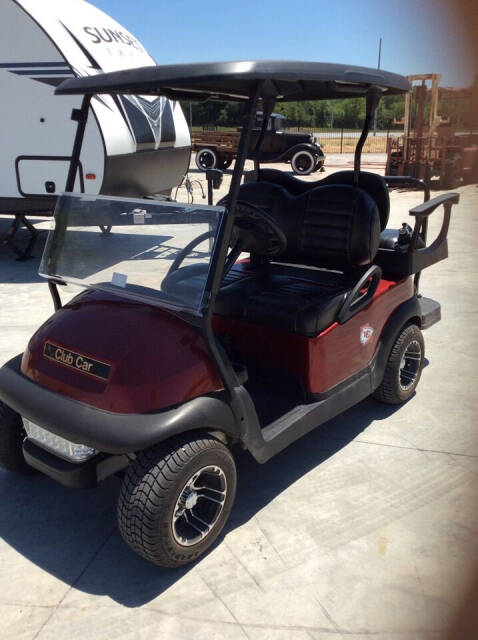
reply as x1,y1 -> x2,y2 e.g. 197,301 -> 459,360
48,96 -> 90,311
204,83 -> 263,304
373,37 -> 382,136
65,95 -> 91,192
202,82 -> 263,398
207,177 -> 213,206
355,89 -> 381,184
340,127 -> 344,154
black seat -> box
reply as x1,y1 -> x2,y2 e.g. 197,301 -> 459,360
216,262 -> 354,336
214,181 -> 381,336
244,168 -> 390,230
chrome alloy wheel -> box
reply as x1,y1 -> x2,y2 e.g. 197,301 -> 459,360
399,339 -> 422,391
172,465 -> 227,546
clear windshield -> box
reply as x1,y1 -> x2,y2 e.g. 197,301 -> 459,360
39,194 -> 225,315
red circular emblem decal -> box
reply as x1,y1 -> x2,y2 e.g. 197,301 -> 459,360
360,325 -> 374,345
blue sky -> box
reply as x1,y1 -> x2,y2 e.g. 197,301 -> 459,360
93,0 -> 474,87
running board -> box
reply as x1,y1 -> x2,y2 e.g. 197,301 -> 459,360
237,294 -> 424,463
238,364 -> 373,463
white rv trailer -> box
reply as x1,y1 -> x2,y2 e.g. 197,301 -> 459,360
0,0 -> 191,221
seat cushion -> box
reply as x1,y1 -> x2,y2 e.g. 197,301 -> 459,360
216,263 -> 351,336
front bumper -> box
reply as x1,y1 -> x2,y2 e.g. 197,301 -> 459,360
22,438 -> 128,488
0,355 -> 236,455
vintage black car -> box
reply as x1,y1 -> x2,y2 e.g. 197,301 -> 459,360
193,111 -> 325,175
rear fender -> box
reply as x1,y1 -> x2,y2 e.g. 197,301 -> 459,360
371,295 -> 422,390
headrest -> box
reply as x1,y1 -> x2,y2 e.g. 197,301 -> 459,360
236,182 -> 381,270
244,168 -> 390,230
318,171 -> 389,231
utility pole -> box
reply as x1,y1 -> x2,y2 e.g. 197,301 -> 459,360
373,37 -> 382,136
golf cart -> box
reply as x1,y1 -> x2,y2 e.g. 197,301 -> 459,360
0,61 -> 459,568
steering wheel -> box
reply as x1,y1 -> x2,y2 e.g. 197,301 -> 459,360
230,201 -> 286,259
163,200 -> 286,292
165,230 -> 214,278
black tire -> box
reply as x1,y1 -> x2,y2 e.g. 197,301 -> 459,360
373,324 -> 424,404
118,432 -> 236,567
291,150 -> 315,175
313,154 -> 324,172
0,401 -> 34,474
219,157 -> 233,170
195,148 -> 217,171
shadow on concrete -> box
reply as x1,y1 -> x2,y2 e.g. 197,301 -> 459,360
0,218 -> 48,283
0,397 -> 401,607
0,220 -> 197,285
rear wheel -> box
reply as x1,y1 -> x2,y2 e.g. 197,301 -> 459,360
195,148 -> 218,171
219,157 -> 233,170
373,324 -> 424,404
291,150 -> 315,175
118,432 -> 236,567
0,401 -> 34,474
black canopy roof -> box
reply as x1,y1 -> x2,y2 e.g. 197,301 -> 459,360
55,60 -> 410,101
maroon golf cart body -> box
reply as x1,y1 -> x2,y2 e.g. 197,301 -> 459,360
0,61 -> 459,567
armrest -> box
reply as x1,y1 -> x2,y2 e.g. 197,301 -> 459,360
409,192 -> 459,217
337,265 -> 382,324
408,192 -> 459,251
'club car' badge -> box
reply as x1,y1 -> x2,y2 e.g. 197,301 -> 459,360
360,325 -> 374,346
43,341 -> 111,381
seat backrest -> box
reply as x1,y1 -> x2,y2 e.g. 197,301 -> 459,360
244,168 -> 390,231
237,181 -> 381,271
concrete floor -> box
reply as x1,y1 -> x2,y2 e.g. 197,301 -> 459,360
0,156 -> 477,640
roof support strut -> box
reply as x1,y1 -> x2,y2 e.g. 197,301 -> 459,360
48,94 -> 91,312
202,81 -> 263,398
65,95 -> 91,192
252,97 -> 276,178
354,88 -> 382,184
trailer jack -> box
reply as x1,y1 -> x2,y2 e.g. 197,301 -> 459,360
2,214 -> 41,261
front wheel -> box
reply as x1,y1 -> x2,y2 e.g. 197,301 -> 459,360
373,324 -> 424,404
195,148 -> 218,171
118,432 -> 236,567
0,401 -> 35,474
291,150 -> 315,175
313,153 -> 324,172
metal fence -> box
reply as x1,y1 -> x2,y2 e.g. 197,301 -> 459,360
192,125 -> 406,153
285,128 -> 404,154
